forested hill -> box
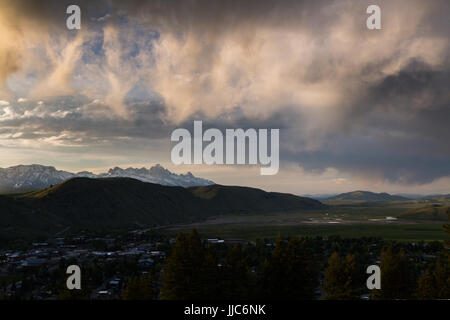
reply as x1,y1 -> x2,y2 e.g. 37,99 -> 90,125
0,177 -> 325,240
327,191 -> 408,201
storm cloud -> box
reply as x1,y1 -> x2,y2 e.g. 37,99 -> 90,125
0,0 -> 449,190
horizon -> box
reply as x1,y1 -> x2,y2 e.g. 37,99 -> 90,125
0,162 -> 448,197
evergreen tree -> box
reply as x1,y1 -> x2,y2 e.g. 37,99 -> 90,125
415,269 -> 437,299
220,245 -> 255,299
433,257 -> 450,299
343,254 -> 360,295
436,214 -> 450,298
122,274 -> 154,300
260,237 -> 320,299
160,229 -> 219,300
444,213 -> 449,248
323,252 -> 359,299
372,245 -> 416,300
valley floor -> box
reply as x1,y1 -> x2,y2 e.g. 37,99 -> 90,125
165,222 -> 446,241
164,204 -> 449,241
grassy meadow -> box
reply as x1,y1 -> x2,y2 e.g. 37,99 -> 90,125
164,200 -> 449,241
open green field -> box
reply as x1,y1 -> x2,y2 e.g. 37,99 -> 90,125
162,201 -> 449,241
164,223 -> 448,242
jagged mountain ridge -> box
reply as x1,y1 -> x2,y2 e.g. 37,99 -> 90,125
0,164 -> 214,192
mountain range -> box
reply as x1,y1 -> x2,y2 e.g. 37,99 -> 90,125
0,177 -> 325,241
420,194 -> 450,202
0,164 -> 214,193
326,190 -> 409,201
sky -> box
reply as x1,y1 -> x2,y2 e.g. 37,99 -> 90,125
0,0 -> 449,195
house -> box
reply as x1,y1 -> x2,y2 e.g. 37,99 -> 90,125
138,257 -> 154,267
149,251 -> 165,258
97,290 -> 112,298
109,278 -> 121,288
32,242 -> 49,247
21,258 -> 47,269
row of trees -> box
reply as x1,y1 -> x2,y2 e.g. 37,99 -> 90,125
144,229 -> 323,299
159,230 -> 322,299
122,228 -> 449,300
414,218 -> 450,299
323,246 -> 449,299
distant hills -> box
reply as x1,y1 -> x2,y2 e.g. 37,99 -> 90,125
0,164 -> 214,193
398,204 -> 450,221
302,194 -> 338,200
420,194 -> 450,202
325,190 -> 450,202
326,190 -> 409,201
0,177 -> 325,241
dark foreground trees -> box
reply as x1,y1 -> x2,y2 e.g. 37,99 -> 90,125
323,252 -> 359,299
415,257 -> 450,299
160,231 -> 321,300
372,245 -> 416,299
122,274 -> 154,300
158,229 -> 447,300
259,237 -> 320,299
221,245 -> 256,299
160,229 -> 219,299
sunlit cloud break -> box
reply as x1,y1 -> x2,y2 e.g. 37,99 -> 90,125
0,0 -> 449,193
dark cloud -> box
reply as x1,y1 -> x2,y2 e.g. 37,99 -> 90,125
0,0 -> 449,187
279,59 -> 450,184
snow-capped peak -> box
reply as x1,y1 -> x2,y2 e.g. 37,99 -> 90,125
0,164 -> 214,192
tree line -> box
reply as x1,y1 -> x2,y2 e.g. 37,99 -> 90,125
122,228 -> 449,300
